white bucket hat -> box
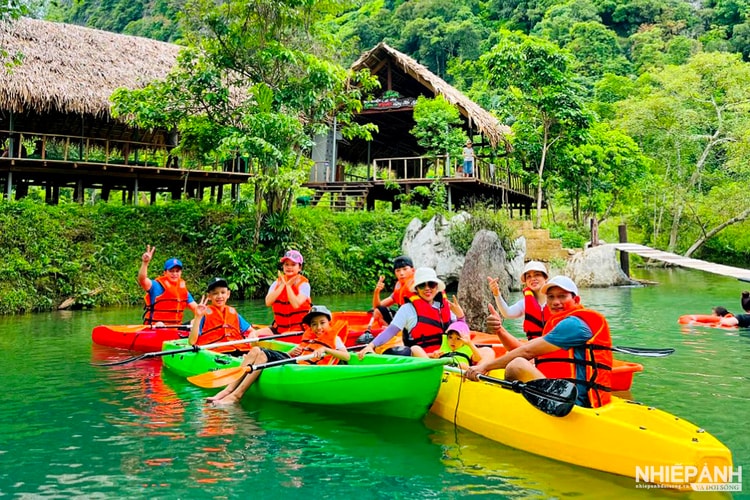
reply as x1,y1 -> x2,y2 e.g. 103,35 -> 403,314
522,261 -> 548,282
410,267 -> 446,292
540,276 -> 579,297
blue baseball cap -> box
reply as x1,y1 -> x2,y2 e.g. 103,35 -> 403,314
163,258 -> 183,271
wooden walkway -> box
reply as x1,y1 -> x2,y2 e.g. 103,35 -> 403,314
612,243 -> 750,282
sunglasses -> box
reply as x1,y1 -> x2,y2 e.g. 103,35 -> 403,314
417,281 -> 439,290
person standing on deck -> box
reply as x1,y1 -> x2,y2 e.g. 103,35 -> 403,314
462,141 -> 475,177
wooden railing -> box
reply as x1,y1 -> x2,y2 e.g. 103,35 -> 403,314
371,154 -> 534,196
0,129 -> 251,173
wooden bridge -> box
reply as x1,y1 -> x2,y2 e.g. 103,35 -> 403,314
613,243 -> 750,282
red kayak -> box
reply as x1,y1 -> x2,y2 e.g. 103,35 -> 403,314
470,331 -> 643,392
276,311 -> 386,346
92,311 -> 385,353
92,324 -> 190,352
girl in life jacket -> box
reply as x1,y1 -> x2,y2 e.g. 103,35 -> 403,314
266,250 -> 312,334
468,276 -> 612,408
357,267 -> 465,359
488,261 -> 549,343
431,321 -> 494,369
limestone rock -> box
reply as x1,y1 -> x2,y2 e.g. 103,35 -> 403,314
402,213 -> 469,288
563,244 -> 638,287
458,230 -> 513,331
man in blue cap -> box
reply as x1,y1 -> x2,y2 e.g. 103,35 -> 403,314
138,244 -> 198,326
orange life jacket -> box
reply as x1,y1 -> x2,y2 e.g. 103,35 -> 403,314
405,293 -> 451,353
392,278 -> 416,306
271,275 -> 311,333
522,287 -> 548,341
197,305 -> 247,353
535,305 -> 612,408
143,276 -> 190,325
295,320 -> 346,366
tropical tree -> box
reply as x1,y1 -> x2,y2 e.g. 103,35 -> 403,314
615,51 -> 750,254
482,30 -> 590,227
111,0 -> 378,244
410,95 -> 468,159
557,122 -> 649,224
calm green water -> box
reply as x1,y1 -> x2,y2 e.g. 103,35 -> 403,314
1,269 -> 748,499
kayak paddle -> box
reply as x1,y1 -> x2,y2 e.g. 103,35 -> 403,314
92,331 -> 302,366
445,365 -> 578,417
188,353 -> 318,388
476,343 -> 674,358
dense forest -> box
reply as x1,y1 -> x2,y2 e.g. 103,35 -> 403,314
3,0 -> 750,269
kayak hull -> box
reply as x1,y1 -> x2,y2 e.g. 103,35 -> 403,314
92,324 -> 188,352
470,331 -> 643,391
162,339 -> 445,419
430,369 -> 733,485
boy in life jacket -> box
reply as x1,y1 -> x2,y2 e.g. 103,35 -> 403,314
138,245 -> 198,326
430,321 -> 494,369
372,255 -> 416,324
467,276 -> 613,408
265,250 -> 311,334
358,267 -> 465,359
188,277 -> 258,354
207,305 -> 350,405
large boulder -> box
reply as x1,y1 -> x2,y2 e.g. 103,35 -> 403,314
457,230 -> 513,331
563,244 -> 638,287
402,213 -> 469,288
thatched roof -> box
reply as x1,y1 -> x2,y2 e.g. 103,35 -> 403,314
0,17 -> 180,117
352,42 -> 511,149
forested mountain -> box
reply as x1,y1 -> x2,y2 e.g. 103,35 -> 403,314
22,0 -> 750,264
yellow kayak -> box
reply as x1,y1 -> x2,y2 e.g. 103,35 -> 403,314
430,368 -> 733,487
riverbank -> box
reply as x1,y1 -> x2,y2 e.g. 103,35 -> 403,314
0,200 -> 440,314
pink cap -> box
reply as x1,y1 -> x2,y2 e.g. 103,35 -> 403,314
446,321 -> 470,337
280,250 -> 304,265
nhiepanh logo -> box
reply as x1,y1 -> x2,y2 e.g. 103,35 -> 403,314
634,465 -> 742,491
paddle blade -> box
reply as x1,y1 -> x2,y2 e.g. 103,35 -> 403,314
92,354 -> 147,366
188,366 -> 249,388
517,378 -> 578,417
613,345 -> 675,357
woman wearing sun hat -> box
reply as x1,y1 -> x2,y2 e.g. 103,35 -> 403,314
265,249 -> 311,334
358,267 -> 465,359
487,260 -> 549,345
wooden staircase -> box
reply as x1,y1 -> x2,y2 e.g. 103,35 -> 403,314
510,221 -> 572,262
310,183 -> 370,211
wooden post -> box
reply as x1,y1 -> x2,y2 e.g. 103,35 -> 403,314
618,224 -> 630,278
590,218 -> 599,248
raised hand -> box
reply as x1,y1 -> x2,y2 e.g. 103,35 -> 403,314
448,295 -> 464,317
486,303 -> 503,333
142,245 -> 156,264
194,295 -> 209,318
487,276 -> 500,297
374,275 -> 385,293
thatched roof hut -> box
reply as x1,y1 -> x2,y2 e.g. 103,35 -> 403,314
348,42 -> 511,160
0,17 -> 180,142
0,17 -> 179,116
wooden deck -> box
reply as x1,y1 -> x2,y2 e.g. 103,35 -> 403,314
303,154 -> 537,213
612,243 -> 750,282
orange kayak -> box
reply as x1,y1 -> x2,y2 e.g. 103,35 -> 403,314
92,324 -> 190,352
470,331 -> 643,392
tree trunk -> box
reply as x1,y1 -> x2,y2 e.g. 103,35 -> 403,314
685,207 -> 750,257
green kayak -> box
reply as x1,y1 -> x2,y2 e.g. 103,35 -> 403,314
161,339 -> 447,419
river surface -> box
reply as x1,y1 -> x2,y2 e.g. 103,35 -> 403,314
1,268 -> 748,499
